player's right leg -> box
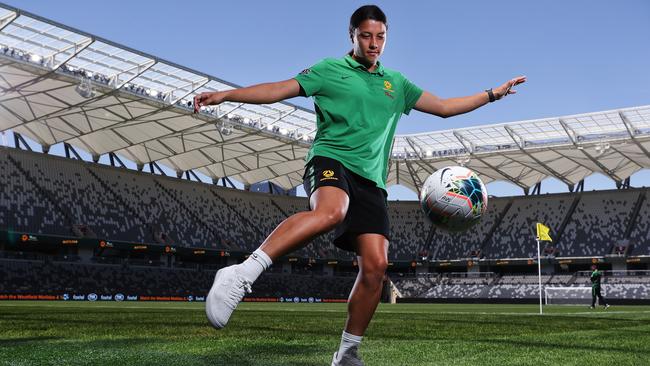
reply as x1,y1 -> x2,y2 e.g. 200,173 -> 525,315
206,186 -> 349,329
259,186 -> 349,259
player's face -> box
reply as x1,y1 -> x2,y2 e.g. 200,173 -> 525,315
351,19 -> 386,67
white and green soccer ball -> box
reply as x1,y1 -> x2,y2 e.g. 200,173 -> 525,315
419,166 -> 488,231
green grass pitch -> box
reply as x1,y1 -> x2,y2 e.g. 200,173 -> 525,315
1,301 -> 649,365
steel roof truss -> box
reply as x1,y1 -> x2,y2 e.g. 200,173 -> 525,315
619,111 -> 650,161
559,118 -> 622,182
0,10 -> 16,32
0,39 -> 93,97
453,131 -> 526,189
504,125 -> 572,186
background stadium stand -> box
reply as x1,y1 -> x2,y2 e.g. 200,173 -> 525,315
620,191 -> 648,256
0,151 -> 69,236
558,191 -> 640,257
429,198 -> 510,260
1,147 -> 649,262
392,272 -> 650,301
0,257 -> 355,300
483,195 -> 572,259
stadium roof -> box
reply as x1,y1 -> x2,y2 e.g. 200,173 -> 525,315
0,3 -> 649,192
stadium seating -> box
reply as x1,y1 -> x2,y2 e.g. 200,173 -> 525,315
388,201 -> 429,260
9,151 -> 145,241
558,191 -> 640,256
0,152 -> 69,236
431,198 -> 510,260
630,193 -> 650,255
1,147 -> 649,261
0,258 -> 355,299
483,195 -> 572,258
392,272 -> 650,300
391,273 -> 495,298
89,164 -> 213,247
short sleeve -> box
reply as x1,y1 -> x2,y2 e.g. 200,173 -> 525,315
294,59 -> 329,97
401,75 -> 423,115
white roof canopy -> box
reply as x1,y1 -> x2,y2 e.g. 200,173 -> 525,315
1,3 -> 649,191
390,107 -> 650,191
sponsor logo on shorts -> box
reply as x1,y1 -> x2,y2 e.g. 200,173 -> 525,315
320,169 -> 338,181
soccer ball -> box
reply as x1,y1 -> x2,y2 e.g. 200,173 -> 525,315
419,166 -> 488,231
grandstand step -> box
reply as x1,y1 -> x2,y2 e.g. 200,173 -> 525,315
625,191 -> 646,239
555,194 -> 581,246
479,198 -> 514,254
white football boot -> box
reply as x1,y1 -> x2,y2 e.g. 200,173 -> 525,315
205,265 -> 252,329
331,347 -> 364,366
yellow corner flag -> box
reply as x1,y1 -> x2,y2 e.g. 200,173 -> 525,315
536,223 -> 552,242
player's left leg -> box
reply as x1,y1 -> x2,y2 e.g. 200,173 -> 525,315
590,287 -> 597,309
332,233 -> 388,366
597,288 -> 609,308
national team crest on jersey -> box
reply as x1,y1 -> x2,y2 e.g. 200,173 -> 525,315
383,80 -> 395,99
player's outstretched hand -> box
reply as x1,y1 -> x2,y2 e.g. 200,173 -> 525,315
495,76 -> 526,100
193,92 -> 225,114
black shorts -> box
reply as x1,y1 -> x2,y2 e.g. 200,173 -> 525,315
303,155 -> 390,252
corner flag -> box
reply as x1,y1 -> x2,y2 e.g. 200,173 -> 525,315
536,223 -> 552,242
535,222 -> 552,315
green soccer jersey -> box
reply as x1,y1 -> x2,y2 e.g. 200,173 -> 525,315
294,55 -> 423,190
591,270 -> 602,288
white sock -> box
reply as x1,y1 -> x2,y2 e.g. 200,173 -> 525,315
336,331 -> 362,359
237,249 -> 272,283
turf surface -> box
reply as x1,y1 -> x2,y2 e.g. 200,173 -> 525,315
1,301 -> 649,365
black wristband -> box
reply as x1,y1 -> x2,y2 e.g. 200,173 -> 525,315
485,88 -> 496,103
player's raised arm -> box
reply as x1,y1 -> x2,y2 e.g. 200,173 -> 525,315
193,79 -> 301,113
414,76 -> 526,118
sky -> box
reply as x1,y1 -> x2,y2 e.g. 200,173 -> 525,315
2,0 -> 650,199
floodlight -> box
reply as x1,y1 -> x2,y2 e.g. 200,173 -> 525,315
75,78 -> 94,99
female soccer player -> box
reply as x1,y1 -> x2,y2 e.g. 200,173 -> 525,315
194,5 -> 525,365
590,265 -> 610,309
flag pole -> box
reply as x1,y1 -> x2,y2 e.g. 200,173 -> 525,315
537,237 -> 543,315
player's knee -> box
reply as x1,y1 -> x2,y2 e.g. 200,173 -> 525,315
316,207 -> 346,231
360,258 -> 388,285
